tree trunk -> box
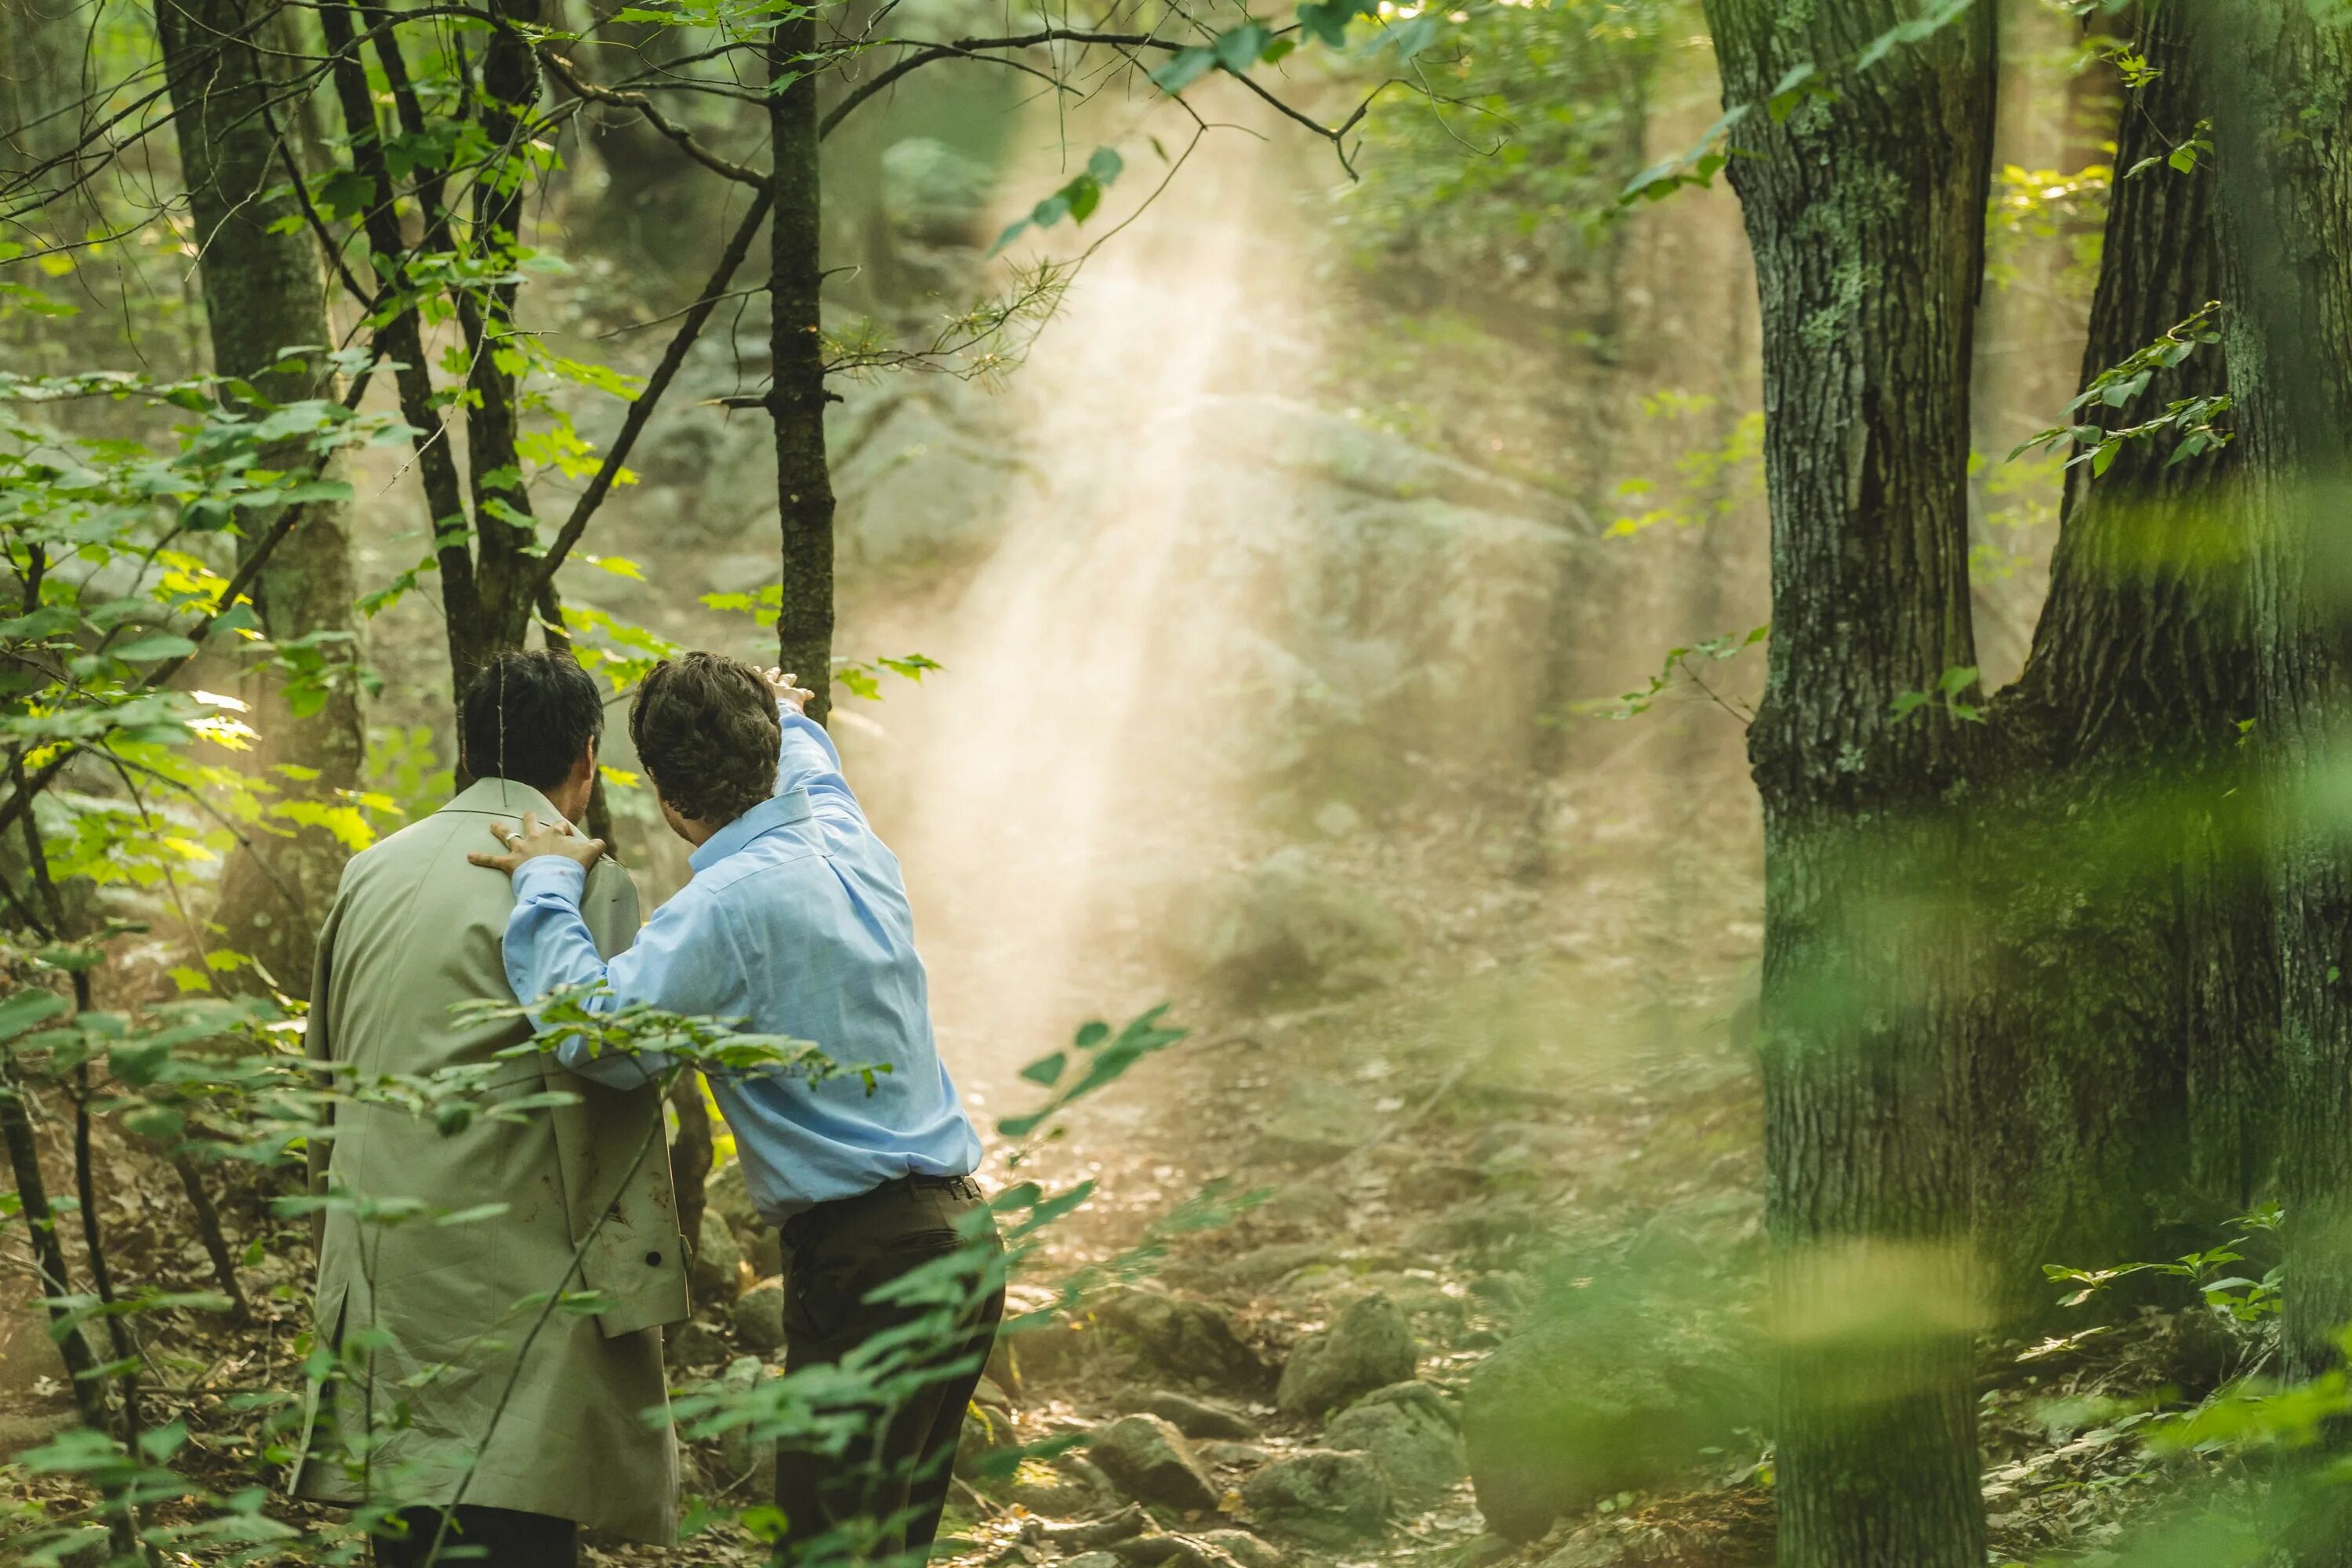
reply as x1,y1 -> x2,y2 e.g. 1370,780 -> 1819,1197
1971,0 -> 2272,1319
768,14 -> 837,724
2197,0 -> 2352,1392
155,0 -> 365,996
1700,3 -> 1996,1564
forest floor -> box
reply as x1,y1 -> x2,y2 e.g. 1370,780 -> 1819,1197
0,771 -> 2243,1566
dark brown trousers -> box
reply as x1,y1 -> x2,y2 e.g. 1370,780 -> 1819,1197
775,1176 -> 1006,1563
372,1504 -> 577,1566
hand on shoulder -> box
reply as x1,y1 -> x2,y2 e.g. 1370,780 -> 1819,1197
466,810 -> 607,877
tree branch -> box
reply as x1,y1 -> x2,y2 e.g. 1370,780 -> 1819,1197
527,187 -> 773,597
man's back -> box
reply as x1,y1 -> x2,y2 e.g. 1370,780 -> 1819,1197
297,778 -> 687,1543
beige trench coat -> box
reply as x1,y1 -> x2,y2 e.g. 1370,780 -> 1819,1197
292,777 -> 691,1542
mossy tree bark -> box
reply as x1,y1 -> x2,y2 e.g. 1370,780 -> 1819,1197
768,13 -> 837,726
1970,0 -> 2274,1321
155,0 -> 365,994
2195,0 -> 2352,1391
1700,2 -> 1997,1563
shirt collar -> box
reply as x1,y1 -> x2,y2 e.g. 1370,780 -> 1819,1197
445,776 -> 568,824
689,788 -> 815,874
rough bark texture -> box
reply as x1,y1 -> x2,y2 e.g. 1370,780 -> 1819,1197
156,0 -> 365,994
768,14 -> 837,725
1970,0 -> 2273,1318
2196,2 -> 2352,1391
1700,2 -> 1996,1564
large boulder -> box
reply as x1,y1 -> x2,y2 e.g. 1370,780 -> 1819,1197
830,391 -> 1036,569
1134,1389 -> 1261,1441
1087,1414 -> 1221,1512
880,136 -> 998,247
1097,1287 -> 1270,1392
1169,848 -> 1406,1001
731,1279 -> 786,1356
693,1209 -> 744,1305
1324,1382 -> 1467,1510
1240,1450 -> 1389,1547
1462,1311 -> 1753,1541
1276,1294 -> 1417,1419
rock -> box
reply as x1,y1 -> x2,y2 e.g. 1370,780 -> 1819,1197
1250,1080 -> 1377,1167
1002,1455 -> 1114,1515
1462,1311 -> 1753,1541
1096,1287 -> 1270,1392
831,394 -> 1036,568
1195,1242 -> 1332,1292
1134,1389 -> 1260,1440
1198,1441 -> 1270,1469
880,136 -> 998,246
748,1225 -> 783,1282
1087,1414 -> 1221,1512
706,1158 -> 759,1232
1170,848 -> 1406,1002
665,1319 -> 729,1369
1240,1450 -> 1389,1547
1192,1530 -> 1284,1568
731,1279 -> 786,1356
1276,1294 -> 1417,1418
1063,1554 -> 1126,1568
693,1209 -> 744,1305
1324,1383 -> 1467,1509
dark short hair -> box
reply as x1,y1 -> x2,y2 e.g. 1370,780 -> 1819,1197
460,650 -> 604,792
629,653 -> 781,826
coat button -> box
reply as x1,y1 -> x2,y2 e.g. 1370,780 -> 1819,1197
645,1250 -> 662,1266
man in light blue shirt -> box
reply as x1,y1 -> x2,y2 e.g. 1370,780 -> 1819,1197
469,652 -> 998,1559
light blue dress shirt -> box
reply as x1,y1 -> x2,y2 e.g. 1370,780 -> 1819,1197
503,708 -> 983,1222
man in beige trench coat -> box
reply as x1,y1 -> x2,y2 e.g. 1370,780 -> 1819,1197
292,650 -> 690,1565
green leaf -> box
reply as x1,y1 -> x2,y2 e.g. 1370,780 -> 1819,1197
1087,146 -> 1124,186
1214,22 -> 1272,74
112,633 -> 198,663
1151,45 -> 1218,94
1018,1052 -> 1067,1087
1074,1020 -> 1111,1050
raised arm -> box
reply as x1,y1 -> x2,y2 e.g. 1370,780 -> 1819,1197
776,706 -> 867,825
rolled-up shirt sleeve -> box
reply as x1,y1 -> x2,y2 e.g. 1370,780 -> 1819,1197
507,855 -> 724,1087
777,707 -> 866,826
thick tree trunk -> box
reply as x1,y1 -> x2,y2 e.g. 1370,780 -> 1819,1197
1700,3 -> 1996,1564
155,0 -> 365,995
2197,2 -> 2352,1393
1971,0 -> 2272,1318
768,15 -> 837,725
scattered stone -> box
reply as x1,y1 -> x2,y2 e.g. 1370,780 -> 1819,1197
1097,1287 -> 1271,1392
692,1208 -> 743,1305
1041,1504 -> 1148,1551
706,1159 -> 759,1232
1276,1294 -> 1417,1418
1312,800 -> 1363,838
1000,1457 -> 1105,1515
1198,1441 -> 1270,1469
748,1225 -> 782,1281
1064,1553 -> 1126,1568
1240,1449 -> 1390,1547
1324,1382 -> 1467,1509
731,1279 -> 786,1356
1192,1529 -> 1285,1568
665,1319 -> 728,1369
1196,1242 -> 1334,1292
1087,1414 -> 1221,1512
1169,848 -> 1407,1002
1462,1311 -> 1753,1540
1134,1389 -> 1261,1440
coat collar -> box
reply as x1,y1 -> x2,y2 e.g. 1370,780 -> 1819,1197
444,775 -> 570,826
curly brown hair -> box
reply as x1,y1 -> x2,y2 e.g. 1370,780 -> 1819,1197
628,652 -> 782,826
